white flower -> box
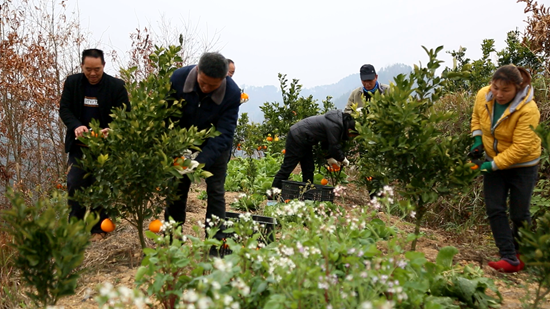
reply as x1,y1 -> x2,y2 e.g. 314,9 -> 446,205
213,258 -> 233,272
182,290 -> 199,303
359,301 -> 373,309
410,211 -> 416,218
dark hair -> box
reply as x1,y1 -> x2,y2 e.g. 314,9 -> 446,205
227,59 -> 234,64
492,65 -> 532,91
81,49 -> 105,65
198,52 -> 228,79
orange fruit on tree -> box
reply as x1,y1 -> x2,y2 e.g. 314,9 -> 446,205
100,218 -> 116,233
266,136 -> 273,142
263,145 -> 267,149
149,219 -> 163,233
282,149 -> 286,154
320,178 -> 328,186
257,146 -> 262,151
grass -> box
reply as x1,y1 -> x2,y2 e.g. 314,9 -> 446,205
0,229 -> 24,308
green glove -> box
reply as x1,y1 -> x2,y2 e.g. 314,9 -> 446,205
470,136 -> 484,158
480,161 -> 493,174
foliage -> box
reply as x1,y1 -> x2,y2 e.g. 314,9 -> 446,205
260,74 -> 323,140
75,45 -> 217,249
98,200 -> 501,309
353,46 -> 478,250
518,212 -> 550,308
0,188 -> 97,307
497,30 -> 545,74
225,153 -> 282,195
230,193 -> 265,212
442,39 -> 496,94
0,0 -> 84,205
518,0 -> 550,74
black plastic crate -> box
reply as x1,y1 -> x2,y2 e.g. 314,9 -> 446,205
219,212 -> 277,256
281,180 -> 334,202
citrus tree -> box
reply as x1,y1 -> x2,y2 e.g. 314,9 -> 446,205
1,189 -> 97,307
76,45 -> 217,249
354,46 -> 478,250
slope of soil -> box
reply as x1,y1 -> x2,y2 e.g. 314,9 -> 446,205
49,182 -> 550,308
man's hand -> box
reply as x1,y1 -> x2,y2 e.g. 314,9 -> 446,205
100,128 -> 110,137
74,126 -> 89,139
341,158 -> 350,167
327,158 -> 340,167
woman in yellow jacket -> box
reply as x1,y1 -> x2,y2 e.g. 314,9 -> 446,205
471,65 -> 540,273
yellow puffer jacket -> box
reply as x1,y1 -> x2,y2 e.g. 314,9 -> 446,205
471,85 -> 541,170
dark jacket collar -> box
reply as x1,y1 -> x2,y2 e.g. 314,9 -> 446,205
183,66 -> 226,105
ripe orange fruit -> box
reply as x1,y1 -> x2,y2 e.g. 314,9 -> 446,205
100,218 -> 116,233
149,219 -> 162,233
56,183 -> 62,189
320,178 -> 328,186
282,149 -> 286,154
237,147 -> 241,150
266,136 -> 273,142
263,145 -> 267,149
285,199 -> 290,203
470,164 -> 478,170
257,146 -> 262,151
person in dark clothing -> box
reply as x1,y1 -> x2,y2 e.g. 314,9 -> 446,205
164,52 -> 241,241
272,110 -> 356,189
59,49 -> 130,240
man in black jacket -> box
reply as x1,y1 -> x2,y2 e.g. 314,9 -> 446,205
271,110 -> 355,189
59,49 -> 129,239
166,52 -> 241,240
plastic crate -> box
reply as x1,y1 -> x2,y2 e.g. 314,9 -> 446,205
219,212 -> 277,256
281,180 -> 334,202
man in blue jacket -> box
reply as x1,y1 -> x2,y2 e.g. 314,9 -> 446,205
165,52 -> 241,241
59,49 -> 130,240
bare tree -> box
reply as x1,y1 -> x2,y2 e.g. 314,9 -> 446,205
0,0 -> 85,206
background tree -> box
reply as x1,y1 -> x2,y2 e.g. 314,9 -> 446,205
0,0 -> 84,206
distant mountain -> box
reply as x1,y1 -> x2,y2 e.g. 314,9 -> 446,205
238,63 -> 412,122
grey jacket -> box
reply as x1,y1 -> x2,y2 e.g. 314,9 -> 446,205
344,83 -> 389,114
289,110 -> 351,161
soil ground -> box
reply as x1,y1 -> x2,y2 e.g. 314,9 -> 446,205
41,181 -> 550,308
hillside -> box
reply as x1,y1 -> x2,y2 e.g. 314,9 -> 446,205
239,63 -> 412,122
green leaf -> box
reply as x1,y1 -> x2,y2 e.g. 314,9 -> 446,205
436,246 -> 458,269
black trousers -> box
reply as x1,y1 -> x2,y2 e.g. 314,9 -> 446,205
272,131 -> 314,189
483,165 -> 538,258
165,149 -> 231,240
67,146 -> 108,233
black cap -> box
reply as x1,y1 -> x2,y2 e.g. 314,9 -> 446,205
360,64 -> 377,81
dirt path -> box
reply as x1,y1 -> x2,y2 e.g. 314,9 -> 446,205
53,182 -> 549,308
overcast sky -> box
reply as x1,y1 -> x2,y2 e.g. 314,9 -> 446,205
72,0 -> 533,88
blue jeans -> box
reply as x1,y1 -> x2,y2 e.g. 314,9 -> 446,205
483,165 -> 538,258
165,149 -> 230,240
67,146 -> 109,233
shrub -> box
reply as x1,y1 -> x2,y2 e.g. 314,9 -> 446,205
0,189 -> 97,307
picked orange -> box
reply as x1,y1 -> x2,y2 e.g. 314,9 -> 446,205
100,218 -> 116,233
149,219 -> 162,233
320,178 -> 328,186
